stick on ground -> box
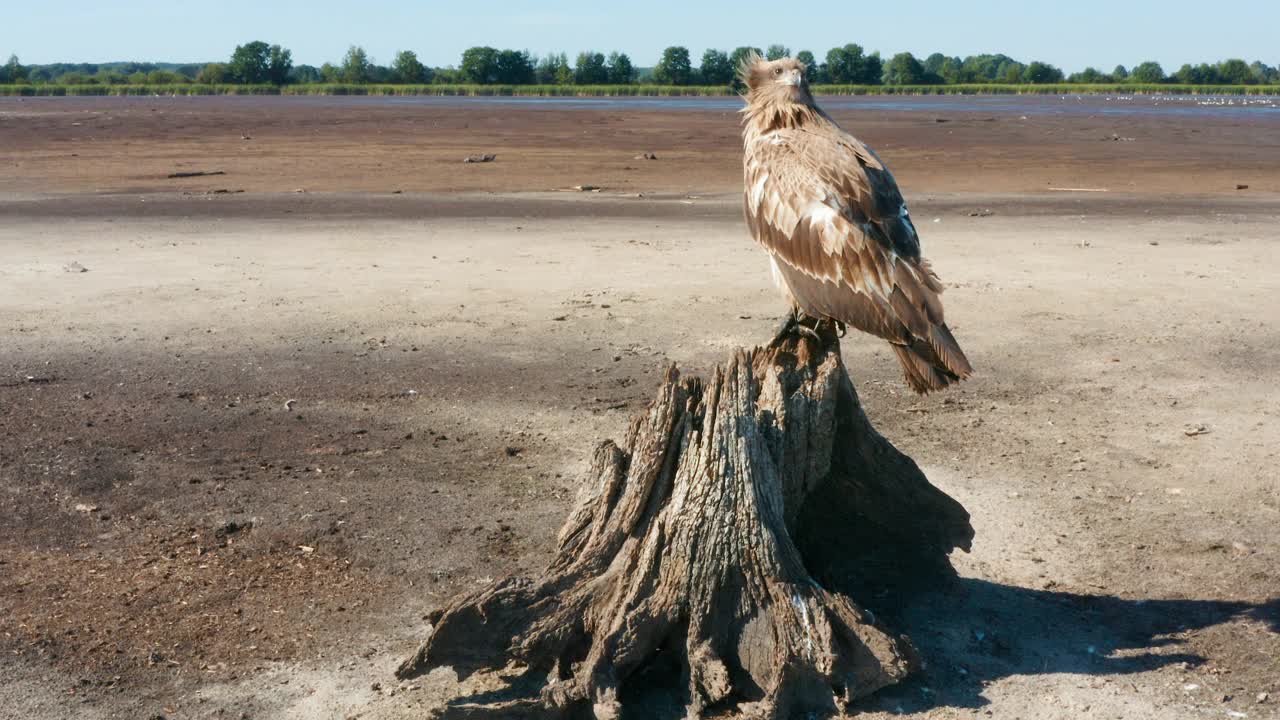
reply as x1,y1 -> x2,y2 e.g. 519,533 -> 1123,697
166,170 -> 226,178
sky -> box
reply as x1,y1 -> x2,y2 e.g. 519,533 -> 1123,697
5,0 -> 1278,73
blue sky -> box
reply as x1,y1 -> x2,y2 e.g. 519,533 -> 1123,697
5,0 -> 1277,72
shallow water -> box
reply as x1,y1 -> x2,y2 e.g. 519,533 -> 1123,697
333,93 -> 1280,118
4,92 -> 1278,119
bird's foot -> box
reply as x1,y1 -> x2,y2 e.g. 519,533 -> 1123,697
795,322 -> 822,342
769,309 -> 823,347
769,308 -> 799,346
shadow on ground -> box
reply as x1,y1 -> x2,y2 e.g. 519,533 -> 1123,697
853,578 -> 1280,714
433,579 -> 1277,719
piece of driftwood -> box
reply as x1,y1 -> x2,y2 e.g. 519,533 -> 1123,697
398,325 -> 973,718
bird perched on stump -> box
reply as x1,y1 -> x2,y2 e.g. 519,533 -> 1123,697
740,53 -> 973,393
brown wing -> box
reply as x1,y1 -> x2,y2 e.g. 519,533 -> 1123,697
744,124 -> 973,391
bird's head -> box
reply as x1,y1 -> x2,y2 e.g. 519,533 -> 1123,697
739,53 -> 813,109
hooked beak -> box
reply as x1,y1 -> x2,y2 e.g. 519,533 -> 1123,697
779,70 -> 802,87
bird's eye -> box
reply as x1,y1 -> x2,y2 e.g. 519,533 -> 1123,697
774,67 -> 782,76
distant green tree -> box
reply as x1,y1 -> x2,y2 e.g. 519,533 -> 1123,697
146,69 -> 186,84
1129,61 -> 1165,83
495,50 -> 535,84
884,52 -> 931,84
937,56 -> 963,83
766,44 -> 790,60
699,49 -> 734,85
267,45 -> 293,84
1000,63 -> 1024,83
958,54 -> 1021,83
289,65 -> 322,83
461,46 -> 500,83
392,50 -> 430,83
911,53 -> 949,83
4,54 -> 27,84
1216,58 -> 1254,84
95,70 -> 128,85
606,52 -> 634,84
795,50 -> 819,80
824,44 -> 859,82
58,71 -> 91,85
1112,64 -> 1129,80
1174,63 -> 1216,84
864,52 -> 884,85
825,44 -> 881,84
341,46 -> 372,83
555,57 -> 573,84
432,67 -> 462,84
574,51 -> 608,84
654,46 -> 692,85
320,63 -> 342,83
11,55 -> 30,83
1067,67 -> 1107,83
536,52 -> 569,84
1024,61 -> 1064,83
534,55 -> 553,84
1250,61 -> 1278,83
996,58 -> 1024,83
923,53 -> 947,75
229,41 -> 272,83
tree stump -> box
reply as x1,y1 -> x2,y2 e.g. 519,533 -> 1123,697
397,326 -> 973,719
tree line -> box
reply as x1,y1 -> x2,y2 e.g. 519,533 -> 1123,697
2,43 -> 1278,86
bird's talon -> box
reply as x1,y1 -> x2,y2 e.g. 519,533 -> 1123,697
768,309 -> 803,347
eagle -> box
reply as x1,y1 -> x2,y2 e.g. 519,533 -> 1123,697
740,54 -> 973,394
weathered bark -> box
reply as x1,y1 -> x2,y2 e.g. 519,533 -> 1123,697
398,327 -> 973,719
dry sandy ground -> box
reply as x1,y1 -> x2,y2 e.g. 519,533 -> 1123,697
1,98 -> 1278,719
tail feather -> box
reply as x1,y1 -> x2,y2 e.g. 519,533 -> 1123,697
891,325 -> 972,394
928,323 -> 973,378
